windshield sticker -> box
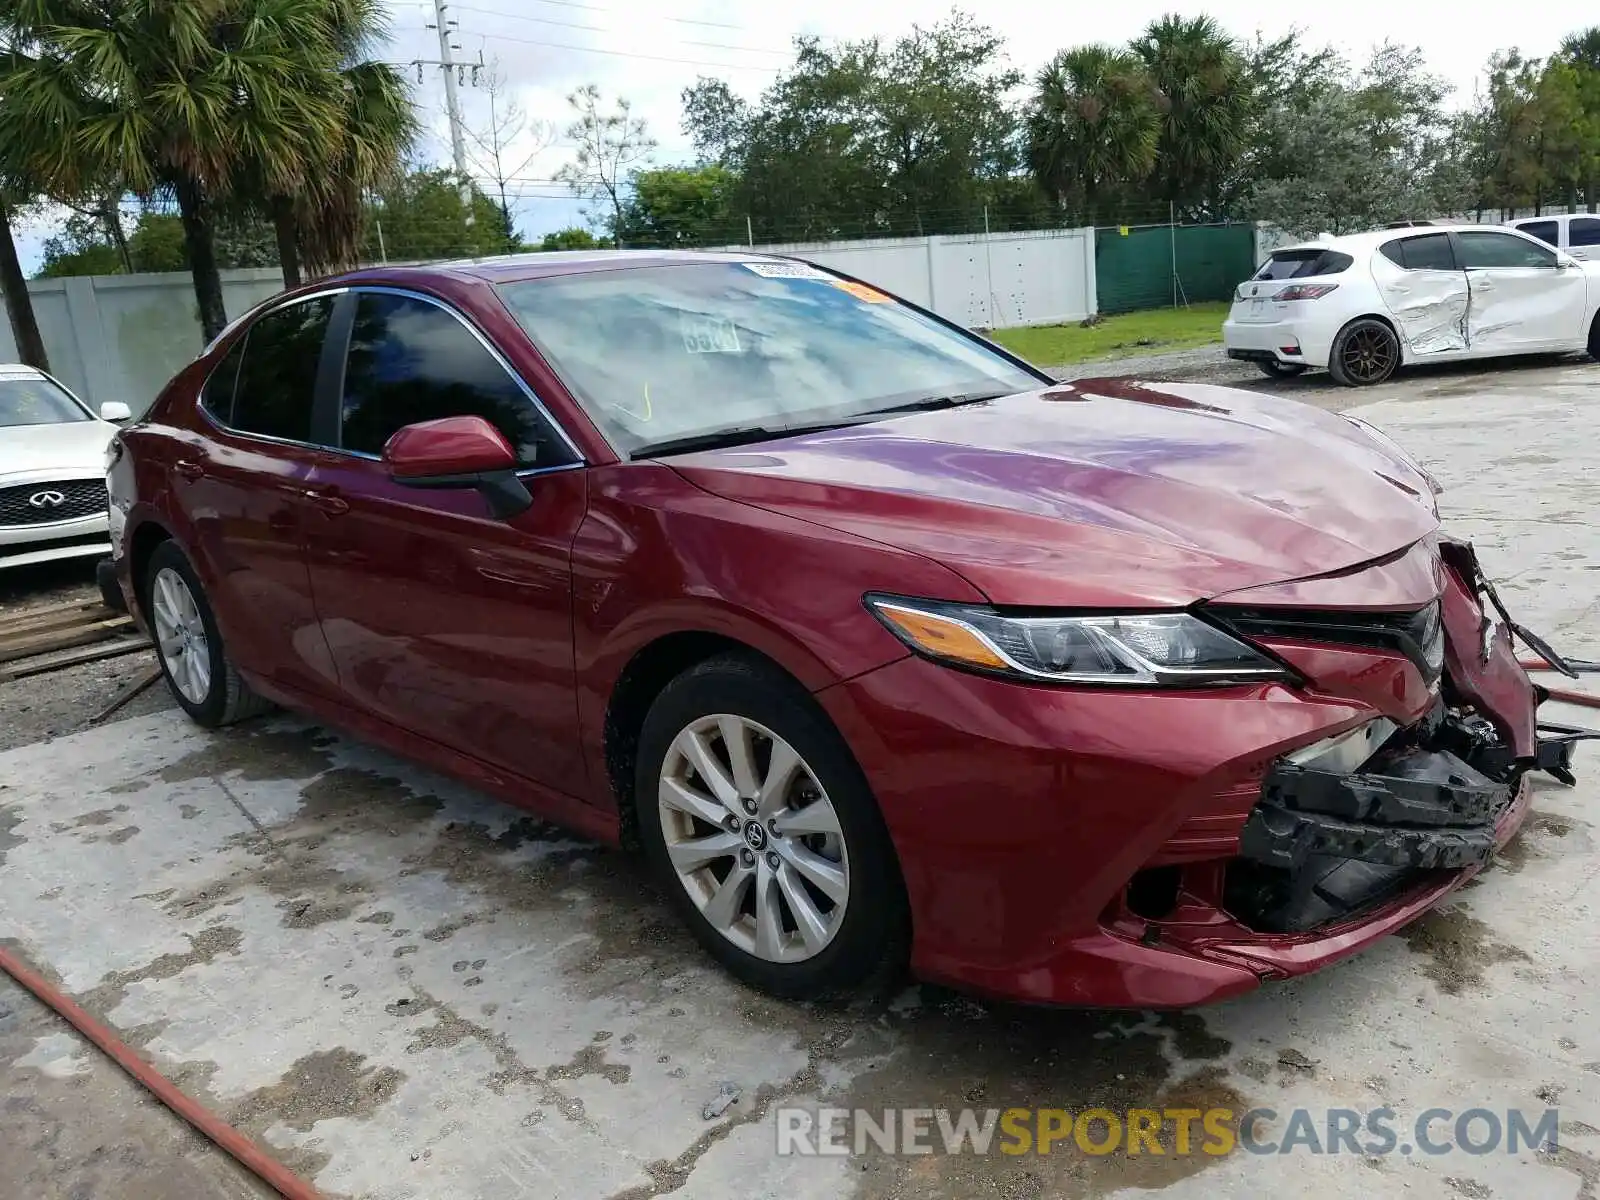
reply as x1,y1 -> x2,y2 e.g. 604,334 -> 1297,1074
680,313 -> 742,354
831,280 -> 891,303
742,261 -> 832,280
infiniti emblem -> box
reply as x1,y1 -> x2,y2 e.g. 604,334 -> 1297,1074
27,489 -> 66,509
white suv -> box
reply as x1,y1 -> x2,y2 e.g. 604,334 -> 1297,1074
0,365 -> 130,570
1224,224 -> 1600,385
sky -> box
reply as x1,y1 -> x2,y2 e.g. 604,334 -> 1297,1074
13,0 -> 1585,268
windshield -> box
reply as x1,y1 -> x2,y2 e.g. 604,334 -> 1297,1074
496,262 -> 1044,455
0,376 -> 91,427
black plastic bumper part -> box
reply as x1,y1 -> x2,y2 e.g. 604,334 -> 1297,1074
1238,746 -> 1512,873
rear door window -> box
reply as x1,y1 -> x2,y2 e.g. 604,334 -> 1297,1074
1569,218 -> 1600,248
1254,249 -> 1353,280
1379,233 -> 1457,271
230,297 -> 334,443
339,291 -> 570,467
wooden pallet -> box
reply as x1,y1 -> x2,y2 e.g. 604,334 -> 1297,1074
0,598 -> 152,680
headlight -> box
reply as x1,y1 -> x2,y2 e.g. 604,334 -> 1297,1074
866,597 -> 1290,686
1343,414 -> 1442,498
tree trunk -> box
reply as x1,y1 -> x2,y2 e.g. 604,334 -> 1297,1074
175,178 -> 228,343
269,195 -> 302,288
1588,176 -> 1596,215
102,197 -> 133,273
0,197 -> 49,372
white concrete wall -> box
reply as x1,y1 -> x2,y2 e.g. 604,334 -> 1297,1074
0,268 -> 286,416
733,227 -> 1098,330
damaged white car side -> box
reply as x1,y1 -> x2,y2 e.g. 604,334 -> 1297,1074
1222,224 -> 1600,386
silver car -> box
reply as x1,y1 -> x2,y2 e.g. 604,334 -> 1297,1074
0,364 -> 130,571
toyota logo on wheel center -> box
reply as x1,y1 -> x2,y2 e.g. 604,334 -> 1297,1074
27,490 -> 66,509
743,821 -> 768,851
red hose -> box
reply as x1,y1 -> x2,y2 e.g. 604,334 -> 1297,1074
1519,657 -> 1600,711
0,942 -> 323,1200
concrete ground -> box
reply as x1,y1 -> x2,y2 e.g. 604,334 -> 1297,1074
2,358 -> 1599,1199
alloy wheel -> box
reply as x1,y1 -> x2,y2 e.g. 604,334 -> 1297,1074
151,566 -> 211,704
657,714 -> 849,963
1341,327 -> 1396,383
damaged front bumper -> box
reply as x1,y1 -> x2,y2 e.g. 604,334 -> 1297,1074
1110,537 -> 1597,983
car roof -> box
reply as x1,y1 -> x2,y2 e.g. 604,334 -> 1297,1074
0,363 -> 49,381
335,248 -> 794,288
1267,223 -> 1545,258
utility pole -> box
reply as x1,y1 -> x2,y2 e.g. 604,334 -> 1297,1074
415,0 -> 477,227
432,0 -> 469,181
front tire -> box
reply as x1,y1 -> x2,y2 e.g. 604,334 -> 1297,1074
1257,359 -> 1307,379
635,653 -> 909,999
1587,312 -> 1600,361
144,541 -> 272,728
1328,318 -> 1401,387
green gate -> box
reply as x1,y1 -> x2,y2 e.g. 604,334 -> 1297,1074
1094,223 -> 1256,315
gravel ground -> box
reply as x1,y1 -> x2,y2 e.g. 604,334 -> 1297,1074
0,558 -> 175,754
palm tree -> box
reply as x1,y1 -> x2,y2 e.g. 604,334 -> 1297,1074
4,0 -> 408,340
0,180 -> 48,370
1132,15 -> 1251,217
1027,46 -> 1160,222
259,0 -> 414,284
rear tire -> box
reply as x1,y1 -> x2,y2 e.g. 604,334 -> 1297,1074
1588,312 -> 1600,361
143,541 -> 273,728
1328,318 -> 1401,387
635,653 -> 909,1000
1257,360 -> 1307,379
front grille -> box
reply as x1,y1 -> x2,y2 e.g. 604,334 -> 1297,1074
0,479 -> 109,527
1214,600 -> 1445,684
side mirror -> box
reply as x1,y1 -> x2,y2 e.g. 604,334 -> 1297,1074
100,401 -> 131,422
381,415 -> 533,519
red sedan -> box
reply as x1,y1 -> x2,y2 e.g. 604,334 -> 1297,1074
105,251 -> 1572,1007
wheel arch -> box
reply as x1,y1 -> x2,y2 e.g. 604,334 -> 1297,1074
602,630 -> 813,850
127,516 -> 176,617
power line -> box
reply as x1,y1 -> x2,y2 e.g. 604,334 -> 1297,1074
455,28 -> 783,71
447,4 -> 791,56
453,0 -> 750,33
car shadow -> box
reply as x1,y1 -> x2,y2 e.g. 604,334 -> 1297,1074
1231,352 -> 1592,396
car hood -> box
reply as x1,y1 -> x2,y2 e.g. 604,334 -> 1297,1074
669,379 -> 1441,607
0,419 -> 114,479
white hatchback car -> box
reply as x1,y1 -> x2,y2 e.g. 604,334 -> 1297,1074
0,364 -> 130,571
1223,224 -> 1600,386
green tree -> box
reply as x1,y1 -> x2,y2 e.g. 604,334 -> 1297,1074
1027,46 -> 1160,221
2,0 -> 411,342
362,168 -> 515,262
682,15 -> 1025,241
36,212 -> 121,277
1557,29 -> 1600,211
1131,15 -> 1252,217
127,212 -> 188,272
539,227 -> 600,251
557,85 -> 656,243
617,165 -> 739,246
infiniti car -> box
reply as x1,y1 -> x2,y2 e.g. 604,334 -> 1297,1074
0,364 -> 130,571
105,251 -> 1569,1007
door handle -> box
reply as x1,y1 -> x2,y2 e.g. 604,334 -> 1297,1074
302,487 -> 350,516
173,459 -> 204,480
